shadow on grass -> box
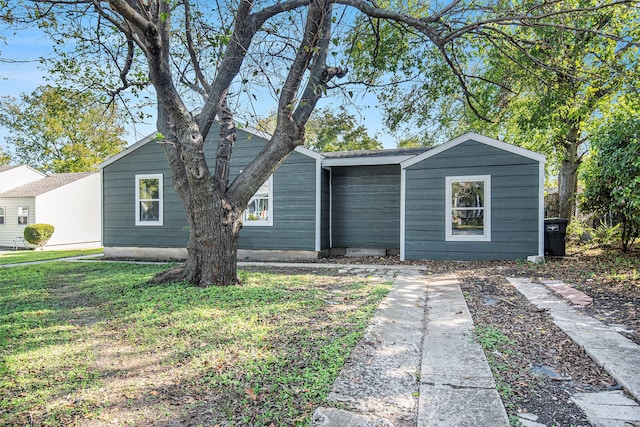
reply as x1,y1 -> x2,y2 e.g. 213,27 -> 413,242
0,262 -> 391,426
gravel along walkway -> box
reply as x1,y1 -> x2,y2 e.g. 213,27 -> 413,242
508,277 -> 640,403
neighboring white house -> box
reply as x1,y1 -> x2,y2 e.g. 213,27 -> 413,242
0,165 -> 46,193
0,171 -> 101,249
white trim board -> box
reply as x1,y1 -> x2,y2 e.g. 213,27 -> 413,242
399,168 -> 406,261
323,155 -> 414,167
401,132 -> 546,169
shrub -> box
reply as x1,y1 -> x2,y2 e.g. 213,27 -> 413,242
23,224 -> 55,249
581,97 -> 640,252
566,218 -> 594,244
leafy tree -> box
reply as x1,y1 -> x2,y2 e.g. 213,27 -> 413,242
0,85 -> 127,173
460,4 -> 639,219
348,2 -> 640,219
9,0 -> 634,286
0,146 -> 9,165
581,97 -> 640,252
306,107 -> 382,152
259,107 -> 381,152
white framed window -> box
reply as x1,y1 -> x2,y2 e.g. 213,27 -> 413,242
446,175 -> 491,242
135,174 -> 163,226
0,207 -> 4,225
17,207 -> 28,225
244,175 -> 273,226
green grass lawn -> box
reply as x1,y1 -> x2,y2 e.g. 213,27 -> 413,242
0,248 -> 104,265
0,261 -> 391,426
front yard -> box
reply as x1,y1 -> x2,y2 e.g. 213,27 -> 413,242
1,246 -> 637,426
0,261 -> 391,426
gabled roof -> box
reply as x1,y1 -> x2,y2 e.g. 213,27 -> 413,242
102,128 -> 545,171
0,172 -> 96,198
401,132 -> 546,168
0,164 -> 46,176
101,124 -> 325,168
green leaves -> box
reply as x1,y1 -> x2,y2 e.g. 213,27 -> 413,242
581,96 -> 640,251
305,107 -> 383,152
0,85 -> 127,173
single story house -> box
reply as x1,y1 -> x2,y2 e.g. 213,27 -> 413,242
101,128 -> 545,262
0,172 -> 102,249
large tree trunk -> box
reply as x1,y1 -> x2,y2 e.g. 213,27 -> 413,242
151,165 -> 245,287
152,198 -> 243,287
152,109 -> 245,287
182,193 -> 244,286
557,126 -> 581,220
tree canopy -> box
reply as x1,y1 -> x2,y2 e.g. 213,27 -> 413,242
7,0 -> 638,286
0,85 -> 127,173
0,146 -> 10,165
347,1 -> 640,218
257,107 -> 382,152
581,96 -> 640,252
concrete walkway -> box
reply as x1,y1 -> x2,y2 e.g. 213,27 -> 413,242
418,274 -> 509,427
508,277 -> 640,427
315,270 -> 640,427
508,277 -> 640,403
313,272 -> 509,426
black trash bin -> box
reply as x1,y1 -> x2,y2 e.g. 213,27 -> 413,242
544,218 -> 569,256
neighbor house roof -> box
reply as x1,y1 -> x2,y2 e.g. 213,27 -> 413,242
0,172 -> 96,198
0,164 -> 45,175
0,165 -> 18,173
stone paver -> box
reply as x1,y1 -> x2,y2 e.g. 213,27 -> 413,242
572,391 -> 640,426
508,277 -> 640,405
541,280 -> 593,306
314,271 -> 426,426
418,274 -> 510,427
313,407 -> 393,426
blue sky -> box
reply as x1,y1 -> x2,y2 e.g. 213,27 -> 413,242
0,26 -> 396,155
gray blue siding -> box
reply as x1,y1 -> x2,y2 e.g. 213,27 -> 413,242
331,165 -> 400,249
321,168 -> 331,249
232,137 -> 317,250
103,141 -> 187,248
103,126 -> 319,251
403,139 -> 540,260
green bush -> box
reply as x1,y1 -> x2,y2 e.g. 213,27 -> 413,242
566,218 -> 594,244
23,224 -> 55,249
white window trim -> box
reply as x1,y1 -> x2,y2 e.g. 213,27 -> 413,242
135,174 -> 163,226
445,175 -> 491,242
244,175 -> 273,227
0,206 -> 5,225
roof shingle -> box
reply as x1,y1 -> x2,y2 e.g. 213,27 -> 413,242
0,172 -> 96,197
